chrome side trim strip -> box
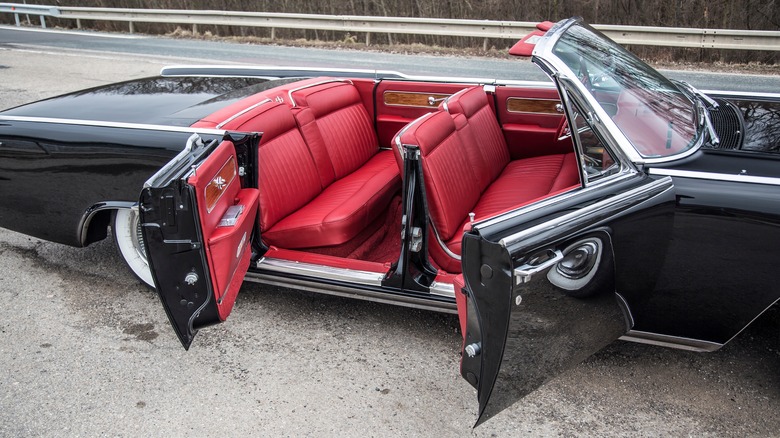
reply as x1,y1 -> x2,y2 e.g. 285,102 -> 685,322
704,90 -> 780,100
216,98 -> 271,129
619,330 -> 723,352
0,115 -> 227,136
649,168 -> 780,186
498,176 -> 673,250
257,257 -> 385,286
429,281 -> 456,299
245,272 -> 457,314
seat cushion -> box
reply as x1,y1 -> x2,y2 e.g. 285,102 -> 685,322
434,153 -> 580,273
262,150 -> 400,248
470,153 -> 579,220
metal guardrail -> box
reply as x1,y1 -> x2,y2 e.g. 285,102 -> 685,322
1,3 -> 779,51
0,2 -> 58,28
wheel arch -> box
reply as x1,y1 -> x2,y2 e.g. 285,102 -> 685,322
78,201 -> 137,246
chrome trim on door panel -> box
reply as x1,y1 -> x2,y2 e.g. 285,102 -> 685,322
498,176 -> 674,250
257,257 -> 386,286
619,330 -> 722,352
649,168 -> 780,186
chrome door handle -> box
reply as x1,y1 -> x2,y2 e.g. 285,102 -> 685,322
514,249 -> 564,286
428,96 -> 446,106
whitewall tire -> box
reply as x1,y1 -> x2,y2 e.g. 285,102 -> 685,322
113,207 -> 155,288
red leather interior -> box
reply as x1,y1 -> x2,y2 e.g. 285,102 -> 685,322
291,82 -> 379,179
400,111 -> 482,242
262,150 -> 399,248
396,86 -> 581,273
218,80 -> 401,250
447,88 -> 511,186
188,140 -> 260,320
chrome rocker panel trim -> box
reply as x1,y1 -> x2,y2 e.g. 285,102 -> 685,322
620,330 -> 723,352
252,257 -> 458,313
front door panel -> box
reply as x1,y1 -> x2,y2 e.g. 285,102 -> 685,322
141,137 -> 259,349
459,174 -> 674,425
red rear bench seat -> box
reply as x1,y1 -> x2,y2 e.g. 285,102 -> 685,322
227,80 -> 400,249
395,86 -> 579,273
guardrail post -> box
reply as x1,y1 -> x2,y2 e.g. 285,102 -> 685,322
193,23 -> 198,34
271,27 -> 275,40
14,12 -> 19,26
483,37 -> 488,51
129,21 -> 134,34
39,15 -> 45,28
76,18 -> 81,29
366,32 -> 370,46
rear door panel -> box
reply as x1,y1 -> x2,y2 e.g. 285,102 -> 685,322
141,136 -> 259,349
459,174 -> 674,425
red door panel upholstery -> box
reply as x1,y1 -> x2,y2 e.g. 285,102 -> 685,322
374,81 -> 473,148
188,140 -> 260,320
494,85 -> 573,159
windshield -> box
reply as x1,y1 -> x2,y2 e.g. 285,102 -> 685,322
551,23 -> 699,158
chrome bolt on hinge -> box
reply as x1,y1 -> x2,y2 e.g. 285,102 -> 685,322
410,227 -> 423,252
465,342 -> 481,358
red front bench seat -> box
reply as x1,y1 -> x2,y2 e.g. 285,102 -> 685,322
395,87 -> 579,273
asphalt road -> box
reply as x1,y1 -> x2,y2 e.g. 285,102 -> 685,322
2,25 -> 780,91
0,30 -> 779,437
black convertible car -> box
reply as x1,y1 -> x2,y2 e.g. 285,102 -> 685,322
1,18 -> 778,425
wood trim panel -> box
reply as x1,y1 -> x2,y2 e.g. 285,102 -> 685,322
204,155 -> 237,213
506,97 -> 561,115
383,91 -> 451,108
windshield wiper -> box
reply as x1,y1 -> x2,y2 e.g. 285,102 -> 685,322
676,80 -> 719,109
674,80 -> 720,146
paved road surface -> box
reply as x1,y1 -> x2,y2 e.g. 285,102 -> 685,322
0,34 -> 778,437
1,26 -> 779,91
